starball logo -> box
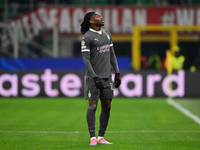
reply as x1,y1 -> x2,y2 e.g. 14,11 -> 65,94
0,69 -> 185,97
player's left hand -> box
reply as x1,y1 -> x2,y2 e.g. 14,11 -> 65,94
114,73 -> 121,88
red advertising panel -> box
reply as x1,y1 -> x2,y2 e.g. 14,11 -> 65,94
9,6 -> 200,35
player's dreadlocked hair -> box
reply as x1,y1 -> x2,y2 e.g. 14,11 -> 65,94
80,12 -> 95,34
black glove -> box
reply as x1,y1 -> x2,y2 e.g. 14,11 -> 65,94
93,77 -> 104,89
114,73 -> 121,88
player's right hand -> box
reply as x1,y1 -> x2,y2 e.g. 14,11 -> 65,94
93,77 -> 104,89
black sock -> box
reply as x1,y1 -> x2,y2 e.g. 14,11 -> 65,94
98,110 -> 110,137
86,109 -> 96,138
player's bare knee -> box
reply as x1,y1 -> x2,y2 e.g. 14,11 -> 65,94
102,103 -> 111,111
105,105 -> 111,111
89,104 -> 97,111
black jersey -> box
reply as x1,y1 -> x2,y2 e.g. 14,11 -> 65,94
81,28 -> 119,78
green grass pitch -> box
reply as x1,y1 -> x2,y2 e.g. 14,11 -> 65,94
0,97 -> 200,150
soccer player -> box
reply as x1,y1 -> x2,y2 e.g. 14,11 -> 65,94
80,12 -> 121,146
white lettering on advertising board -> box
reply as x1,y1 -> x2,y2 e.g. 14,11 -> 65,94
0,69 -> 185,97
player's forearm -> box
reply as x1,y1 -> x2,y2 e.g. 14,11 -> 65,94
82,53 -> 97,77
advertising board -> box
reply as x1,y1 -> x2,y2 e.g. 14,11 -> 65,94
1,69 -> 199,98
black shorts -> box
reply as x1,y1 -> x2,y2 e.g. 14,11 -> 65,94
84,76 -> 114,100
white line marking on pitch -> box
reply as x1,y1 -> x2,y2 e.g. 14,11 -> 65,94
167,98 -> 200,125
0,131 -> 199,134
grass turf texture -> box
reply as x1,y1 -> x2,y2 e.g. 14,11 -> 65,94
0,97 -> 200,150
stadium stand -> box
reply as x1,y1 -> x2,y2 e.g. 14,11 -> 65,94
0,0 -> 200,70
191,0 -> 200,5
71,0 -> 109,5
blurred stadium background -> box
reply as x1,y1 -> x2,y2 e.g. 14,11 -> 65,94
0,1 -> 200,149
0,0 -> 200,97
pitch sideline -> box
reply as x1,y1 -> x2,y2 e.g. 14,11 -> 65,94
167,98 -> 200,125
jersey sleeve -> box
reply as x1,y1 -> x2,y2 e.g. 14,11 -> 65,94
110,46 -> 120,73
81,35 -> 97,78
81,35 -> 90,53
105,30 -> 120,73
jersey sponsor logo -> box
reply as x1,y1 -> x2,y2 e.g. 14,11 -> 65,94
94,38 -> 98,41
97,44 -> 110,53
